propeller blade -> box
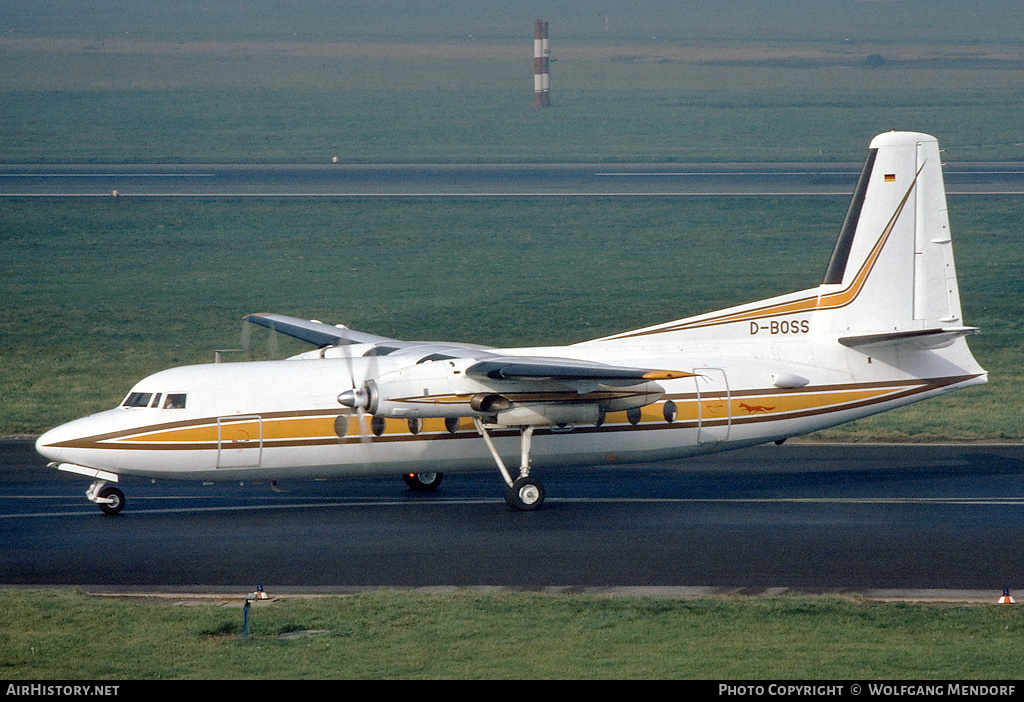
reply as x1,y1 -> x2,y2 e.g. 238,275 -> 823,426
335,332 -> 375,446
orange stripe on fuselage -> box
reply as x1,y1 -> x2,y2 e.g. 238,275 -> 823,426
45,375 -> 975,451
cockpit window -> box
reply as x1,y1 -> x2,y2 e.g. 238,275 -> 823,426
123,392 -> 152,408
122,392 -> 187,408
163,393 -> 187,409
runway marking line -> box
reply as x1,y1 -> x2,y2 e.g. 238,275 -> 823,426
4,495 -> 1024,519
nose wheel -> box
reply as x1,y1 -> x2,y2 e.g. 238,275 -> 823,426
473,419 -> 546,511
87,480 -> 125,515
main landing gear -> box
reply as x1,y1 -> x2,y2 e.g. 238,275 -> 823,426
473,419 -> 546,511
403,472 -> 444,491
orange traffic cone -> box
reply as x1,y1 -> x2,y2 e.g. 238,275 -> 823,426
998,588 -> 1015,604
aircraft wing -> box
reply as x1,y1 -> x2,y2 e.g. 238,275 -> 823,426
247,313 -> 691,387
466,356 -> 693,385
244,313 -> 396,347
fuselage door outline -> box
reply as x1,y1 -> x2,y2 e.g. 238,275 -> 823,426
216,415 -> 263,469
693,368 -> 731,445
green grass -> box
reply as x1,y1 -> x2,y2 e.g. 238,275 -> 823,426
2,36 -> 1023,163
2,19 -> 1022,682
1,31 -> 1021,439
2,588 -> 1022,679
1,195 -> 1020,439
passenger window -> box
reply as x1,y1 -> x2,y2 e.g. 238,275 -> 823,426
163,394 -> 187,409
123,392 -> 152,408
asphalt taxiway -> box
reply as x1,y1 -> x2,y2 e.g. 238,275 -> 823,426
3,440 -> 1022,595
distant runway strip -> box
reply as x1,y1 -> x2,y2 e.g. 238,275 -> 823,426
3,162 -> 1023,197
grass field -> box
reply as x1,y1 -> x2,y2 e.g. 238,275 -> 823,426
2,7 -> 1022,682
2,33 -> 1024,164
2,588 -> 1022,679
1,27 -> 1021,441
1,195 -> 1020,439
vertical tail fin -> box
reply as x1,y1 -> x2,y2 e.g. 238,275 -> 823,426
590,130 -> 982,369
817,131 -> 970,337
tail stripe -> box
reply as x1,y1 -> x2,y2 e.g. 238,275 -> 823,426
603,165 -> 923,340
814,162 -> 923,311
823,147 -> 877,285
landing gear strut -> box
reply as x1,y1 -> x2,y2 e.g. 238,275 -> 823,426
473,419 -> 545,511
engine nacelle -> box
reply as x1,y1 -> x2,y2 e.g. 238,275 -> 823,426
492,403 -> 600,427
338,358 -> 668,426
470,393 -> 512,414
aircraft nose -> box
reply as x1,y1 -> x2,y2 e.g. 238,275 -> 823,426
34,413 -> 125,478
34,411 -> 111,462
35,424 -> 71,462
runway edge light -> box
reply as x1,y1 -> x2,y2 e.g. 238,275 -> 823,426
998,588 -> 1015,604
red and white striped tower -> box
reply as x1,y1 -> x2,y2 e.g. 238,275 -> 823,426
533,19 -> 550,107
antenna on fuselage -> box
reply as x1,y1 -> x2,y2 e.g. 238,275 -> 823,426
215,349 -> 242,363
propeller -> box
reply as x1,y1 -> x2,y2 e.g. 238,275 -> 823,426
335,333 -> 375,446
336,385 -> 371,412
242,313 -> 384,445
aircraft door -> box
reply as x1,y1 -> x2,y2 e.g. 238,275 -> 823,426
693,368 -> 731,445
216,415 -> 263,468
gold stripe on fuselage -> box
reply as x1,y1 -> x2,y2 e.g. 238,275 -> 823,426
44,375 -> 976,451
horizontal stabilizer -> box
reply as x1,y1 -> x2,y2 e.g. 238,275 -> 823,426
838,327 -> 978,351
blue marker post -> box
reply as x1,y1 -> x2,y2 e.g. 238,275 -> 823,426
242,585 -> 268,639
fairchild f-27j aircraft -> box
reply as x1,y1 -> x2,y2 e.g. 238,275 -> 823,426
36,131 -> 987,513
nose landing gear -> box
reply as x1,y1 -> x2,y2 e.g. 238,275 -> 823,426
87,480 -> 125,515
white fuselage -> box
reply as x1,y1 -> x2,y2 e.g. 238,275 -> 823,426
34,132 -> 989,494
34,327 -> 985,483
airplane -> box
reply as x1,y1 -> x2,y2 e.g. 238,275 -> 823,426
35,131 -> 987,514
